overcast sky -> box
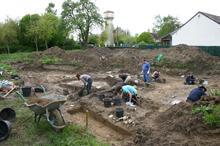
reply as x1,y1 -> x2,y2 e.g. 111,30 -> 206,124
0,0 -> 219,35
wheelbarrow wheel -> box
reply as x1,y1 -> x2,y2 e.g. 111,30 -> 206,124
49,109 -> 65,131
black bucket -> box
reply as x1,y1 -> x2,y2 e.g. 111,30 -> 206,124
21,86 -> 32,97
0,108 -> 16,122
0,120 -> 11,142
103,98 -> 112,108
115,108 -> 124,118
113,96 -> 121,106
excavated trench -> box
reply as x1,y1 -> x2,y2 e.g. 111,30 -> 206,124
67,105 -> 131,144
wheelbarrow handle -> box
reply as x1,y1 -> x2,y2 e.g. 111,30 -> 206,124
16,91 -> 26,102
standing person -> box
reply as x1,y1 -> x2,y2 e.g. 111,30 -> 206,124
142,59 -> 150,85
186,85 -> 207,102
76,73 -> 93,95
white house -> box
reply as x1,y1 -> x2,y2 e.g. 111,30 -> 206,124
161,12 -> 220,46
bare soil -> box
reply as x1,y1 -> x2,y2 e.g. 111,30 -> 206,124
9,46 -> 220,145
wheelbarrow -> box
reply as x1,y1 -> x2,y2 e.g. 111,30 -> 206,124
16,91 -> 67,131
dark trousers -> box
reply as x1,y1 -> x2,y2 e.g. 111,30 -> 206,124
86,78 -> 93,94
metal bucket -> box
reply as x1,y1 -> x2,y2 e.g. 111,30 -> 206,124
0,108 -> 16,122
0,120 -> 11,142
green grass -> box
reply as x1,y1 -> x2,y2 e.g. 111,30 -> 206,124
192,105 -> 220,127
40,56 -> 63,65
0,97 -> 109,146
0,52 -> 32,63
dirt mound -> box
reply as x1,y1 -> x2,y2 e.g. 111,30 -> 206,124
27,97 -> 52,106
41,46 -> 66,57
157,102 -> 220,136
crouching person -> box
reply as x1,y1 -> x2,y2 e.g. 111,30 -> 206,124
186,85 -> 207,103
76,73 -> 93,95
185,74 -> 196,85
116,85 -> 137,106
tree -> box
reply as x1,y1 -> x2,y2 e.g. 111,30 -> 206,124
88,34 -> 99,46
0,18 -> 18,53
61,0 -> 103,48
19,14 -> 41,51
137,32 -> 154,44
38,13 -> 59,49
153,15 -> 181,37
46,2 -> 57,15
114,27 -> 136,46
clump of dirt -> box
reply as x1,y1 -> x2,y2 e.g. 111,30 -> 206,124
27,97 -> 52,106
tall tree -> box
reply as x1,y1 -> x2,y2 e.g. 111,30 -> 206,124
153,15 -> 181,37
0,18 -> 18,53
45,2 -> 57,15
38,13 -> 59,49
19,14 -> 41,51
61,0 -> 103,48
137,32 -> 154,44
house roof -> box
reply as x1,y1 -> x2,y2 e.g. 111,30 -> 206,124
160,11 -> 220,39
200,12 -> 220,25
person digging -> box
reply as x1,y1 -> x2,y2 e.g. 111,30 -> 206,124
116,85 -> 138,107
76,74 -> 93,96
186,85 -> 207,103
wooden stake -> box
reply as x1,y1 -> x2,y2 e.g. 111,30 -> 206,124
86,110 -> 89,128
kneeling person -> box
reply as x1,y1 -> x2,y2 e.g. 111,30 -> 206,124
187,85 -> 207,102
116,85 -> 137,106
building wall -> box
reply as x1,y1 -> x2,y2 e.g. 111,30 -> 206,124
172,13 -> 220,46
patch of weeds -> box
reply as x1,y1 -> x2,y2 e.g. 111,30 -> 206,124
192,105 -> 220,127
45,125 -> 109,146
209,89 -> 220,96
40,56 -> 63,65
0,63 -> 18,77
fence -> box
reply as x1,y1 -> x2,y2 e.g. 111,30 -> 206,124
198,46 -> 220,57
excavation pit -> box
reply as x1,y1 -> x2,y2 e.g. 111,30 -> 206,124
67,106 -> 131,143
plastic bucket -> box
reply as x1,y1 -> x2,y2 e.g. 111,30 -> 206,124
115,108 -> 124,118
0,108 -> 16,122
0,120 -> 11,142
113,96 -> 121,106
103,98 -> 112,108
21,86 -> 32,97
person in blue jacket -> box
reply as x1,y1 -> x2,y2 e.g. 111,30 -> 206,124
187,85 -> 207,102
142,59 -> 150,85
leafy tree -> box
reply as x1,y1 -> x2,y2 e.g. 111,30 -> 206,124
136,32 -> 154,44
88,34 -> 99,46
38,13 -> 59,49
46,2 -> 57,15
114,27 -> 136,46
153,15 -> 181,37
0,18 -> 18,53
19,14 -> 41,51
61,0 -> 103,48
99,30 -> 107,47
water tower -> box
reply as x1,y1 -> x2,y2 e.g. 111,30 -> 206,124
104,11 -> 115,46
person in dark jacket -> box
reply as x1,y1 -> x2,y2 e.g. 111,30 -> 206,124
185,74 -> 196,85
186,86 -> 207,102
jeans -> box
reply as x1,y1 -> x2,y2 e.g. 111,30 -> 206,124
143,73 -> 150,83
86,78 -> 93,94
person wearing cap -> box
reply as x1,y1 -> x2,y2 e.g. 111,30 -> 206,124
141,59 -> 150,85
116,85 -> 137,106
76,73 -> 93,95
186,85 -> 207,102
